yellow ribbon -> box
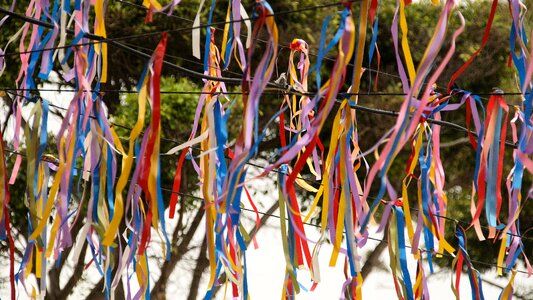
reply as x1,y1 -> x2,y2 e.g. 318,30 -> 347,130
103,75 -> 148,246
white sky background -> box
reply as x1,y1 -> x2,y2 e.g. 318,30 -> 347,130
1,73 -> 78,143
1,81 -> 532,299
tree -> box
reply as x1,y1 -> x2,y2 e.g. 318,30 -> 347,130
1,0 -> 532,299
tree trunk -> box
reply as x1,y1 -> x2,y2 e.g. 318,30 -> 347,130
85,273 -> 125,300
150,207 -> 206,299
361,228 -> 389,279
186,237 -> 209,300
210,202 -> 280,298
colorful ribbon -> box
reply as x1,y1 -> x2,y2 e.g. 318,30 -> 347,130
451,225 -> 485,300
0,115 -> 15,300
1,1 -> 533,299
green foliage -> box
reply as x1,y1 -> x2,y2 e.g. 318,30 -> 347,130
358,0 -> 533,272
113,76 -> 200,142
112,75 -> 246,209
112,76 -> 202,208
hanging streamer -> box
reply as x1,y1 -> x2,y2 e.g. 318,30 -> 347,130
470,92 -> 509,240
451,225 -> 485,300
498,107 -> 532,277
447,0 -> 499,92
119,33 -> 171,299
388,202 -> 419,300
273,5 -> 362,295
278,164 -> 306,298
360,0 -> 461,247
498,269 -> 517,300
20,97 -> 50,298
499,0 -> 533,278
4,1 -> 124,298
204,2 -> 279,297
0,116 -> 15,300
221,0 -> 251,70
401,88 -> 456,266
143,0 -> 182,21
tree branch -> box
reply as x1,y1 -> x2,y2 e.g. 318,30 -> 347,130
150,207 -> 205,299
45,207 -> 87,299
211,201 -> 280,298
57,242 -> 89,300
361,228 -> 388,280
248,202 -> 279,241
85,277 -> 105,300
481,276 -> 527,300
47,264 -> 61,299
84,264 -> 125,300
439,137 -> 470,148
58,218 -> 85,272
186,236 -> 209,300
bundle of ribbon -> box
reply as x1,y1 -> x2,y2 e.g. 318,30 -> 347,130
2,0 -> 120,298
0,126 -> 15,300
1,0 -> 533,299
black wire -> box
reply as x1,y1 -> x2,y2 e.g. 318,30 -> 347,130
3,0 -> 531,103
3,135 -> 532,244
3,85 -> 518,150
108,0 -> 360,40
114,0 -> 533,99
1,0 -> 530,280
5,2 -> 519,151
114,0 -> 345,70
2,87 -> 527,97
0,36 -> 410,92
5,91 -> 529,247
3,90 -> 296,182
2,146 -> 532,275
3,87 -> 518,176
8,94 -> 529,248
3,143 -> 532,275
0,8 -> 526,100
345,99 -> 517,148
0,0 -> 356,56
2,87 -> 520,233
0,20 -> 420,95
2,5 -> 529,98
113,0 -> 414,91
1,87 -> 245,95
2,0 -> 428,94
240,206 -> 532,276
0,0 -> 384,93
120,41 -> 246,78
0,6 -> 265,86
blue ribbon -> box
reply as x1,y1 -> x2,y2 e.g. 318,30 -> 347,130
394,206 -> 414,300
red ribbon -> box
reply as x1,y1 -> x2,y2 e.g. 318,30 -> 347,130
447,0 -> 499,92
138,32 -> 168,255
